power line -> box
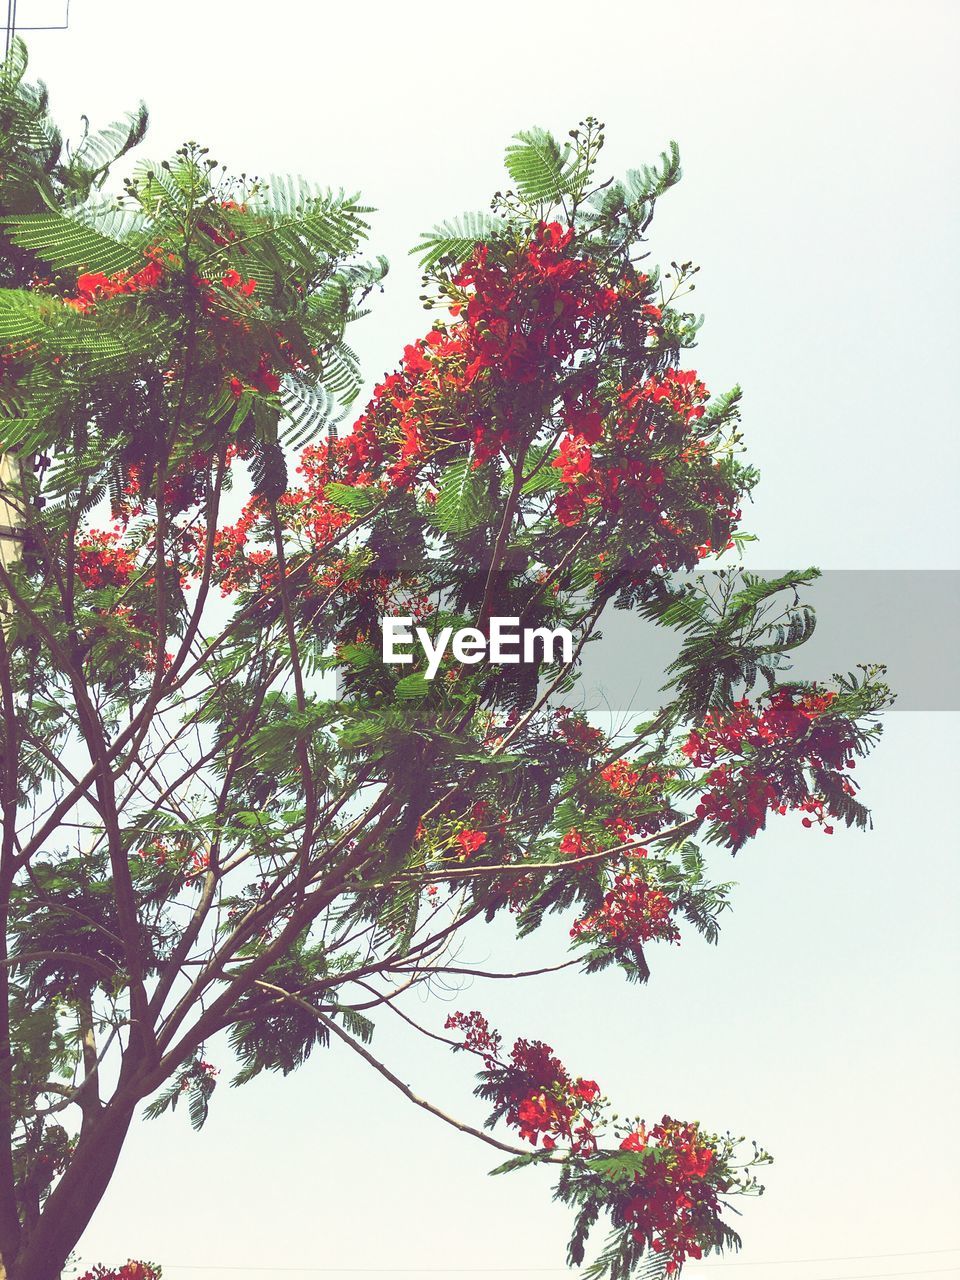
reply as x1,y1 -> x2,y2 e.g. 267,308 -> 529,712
701,1272 -> 957,1280
698,1249 -> 960,1268
3,0 -> 17,60
152,1249 -> 960,1274
4,0 -> 71,59
150,1270 -> 960,1280
733,1272 -> 960,1280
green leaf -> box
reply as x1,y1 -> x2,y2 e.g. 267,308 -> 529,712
588,1150 -> 650,1178
0,288 -> 49,339
281,377 -> 344,450
521,444 -> 563,495
489,1151 -> 551,1175
325,482 -> 381,515
411,210 -> 502,271
431,458 -> 487,533
68,104 -> 149,176
395,672 -> 429,700
249,437 -> 287,504
335,1005 -> 375,1043
0,415 -> 50,454
504,128 -> 576,203
339,642 -> 378,669
0,210 -> 142,275
623,141 -> 682,209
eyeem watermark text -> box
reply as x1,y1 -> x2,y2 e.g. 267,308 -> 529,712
382,617 -> 573,680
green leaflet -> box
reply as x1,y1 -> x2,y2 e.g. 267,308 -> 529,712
325,481 -> 381,515
67,104 -> 149,178
504,128 -> 579,202
622,141 -> 683,209
521,443 -> 563,495
395,672 -> 429,700
0,288 -> 49,339
430,457 -> 488,533
0,415 -> 50,454
69,196 -> 151,243
411,209 -> 502,271
281,376 -> 344,449
0,210 -> 143,275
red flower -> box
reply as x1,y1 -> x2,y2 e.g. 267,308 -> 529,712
682,688 -> 854,845
64,254 -> 164,311
455,829 -> 487,858
571,874 -> 679,948
74,530 -> 136,589
600,759 -> 640,796
559,829 -> 589,856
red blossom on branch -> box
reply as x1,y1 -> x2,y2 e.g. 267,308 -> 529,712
681,688 -> 859,846
444,1012 -> 753,1274
571,873 -> 680,947
77,1264 -> 161,1280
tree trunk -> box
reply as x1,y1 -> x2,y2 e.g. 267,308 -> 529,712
9,1101 -> 136,1280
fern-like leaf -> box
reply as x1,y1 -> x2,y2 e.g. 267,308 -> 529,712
280,376 -> 345,449
411,210 -> 503,271
504,128 -> 577,203
430,457 -> 488,533
0,210 -> 141,275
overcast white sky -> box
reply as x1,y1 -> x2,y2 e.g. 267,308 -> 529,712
17,1 -> 960,1278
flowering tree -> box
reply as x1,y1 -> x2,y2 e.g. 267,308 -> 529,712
0,43 -> 891,1280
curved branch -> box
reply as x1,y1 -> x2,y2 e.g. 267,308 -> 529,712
393,816 -> 702,885
395,958 -> 581,982
254,980 -> 560,1162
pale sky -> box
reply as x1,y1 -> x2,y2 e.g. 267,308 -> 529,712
17,2 -> 960,1278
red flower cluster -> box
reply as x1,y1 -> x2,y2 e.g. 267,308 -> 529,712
571,873 -> 680,947
64,253 -> 164,312
78,1265 -> 161,1280
178,1060 -> 218,1092
600,759 -> 641,796
554,708 -> 606,755
206,222 -> 749,615
559,828 -> 592,857
682,688 -> 838,767
550,368 -> 720,539
455,828 -> 487,858
221,268 -> 257,297
498,1038 -> 600,1153
444,1010 -> 502,1067
618,1118 -> 721,1275
445,1012 -> 750,1276
682,688 -> 859,845
693,767 -> 781,845
339,223 -> 739,566
215,432 -> 374,596
452,221 -> 604,389
554,748 -> 676,861
138,836 -> 209,887
445,1013 -> 600,1152
337,223 -> 656,487
230,353 -> 281,397
627,367 -> 708,425
210,499 -> 266,595
75,530 -> 136,589
187,260 -> 289,399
